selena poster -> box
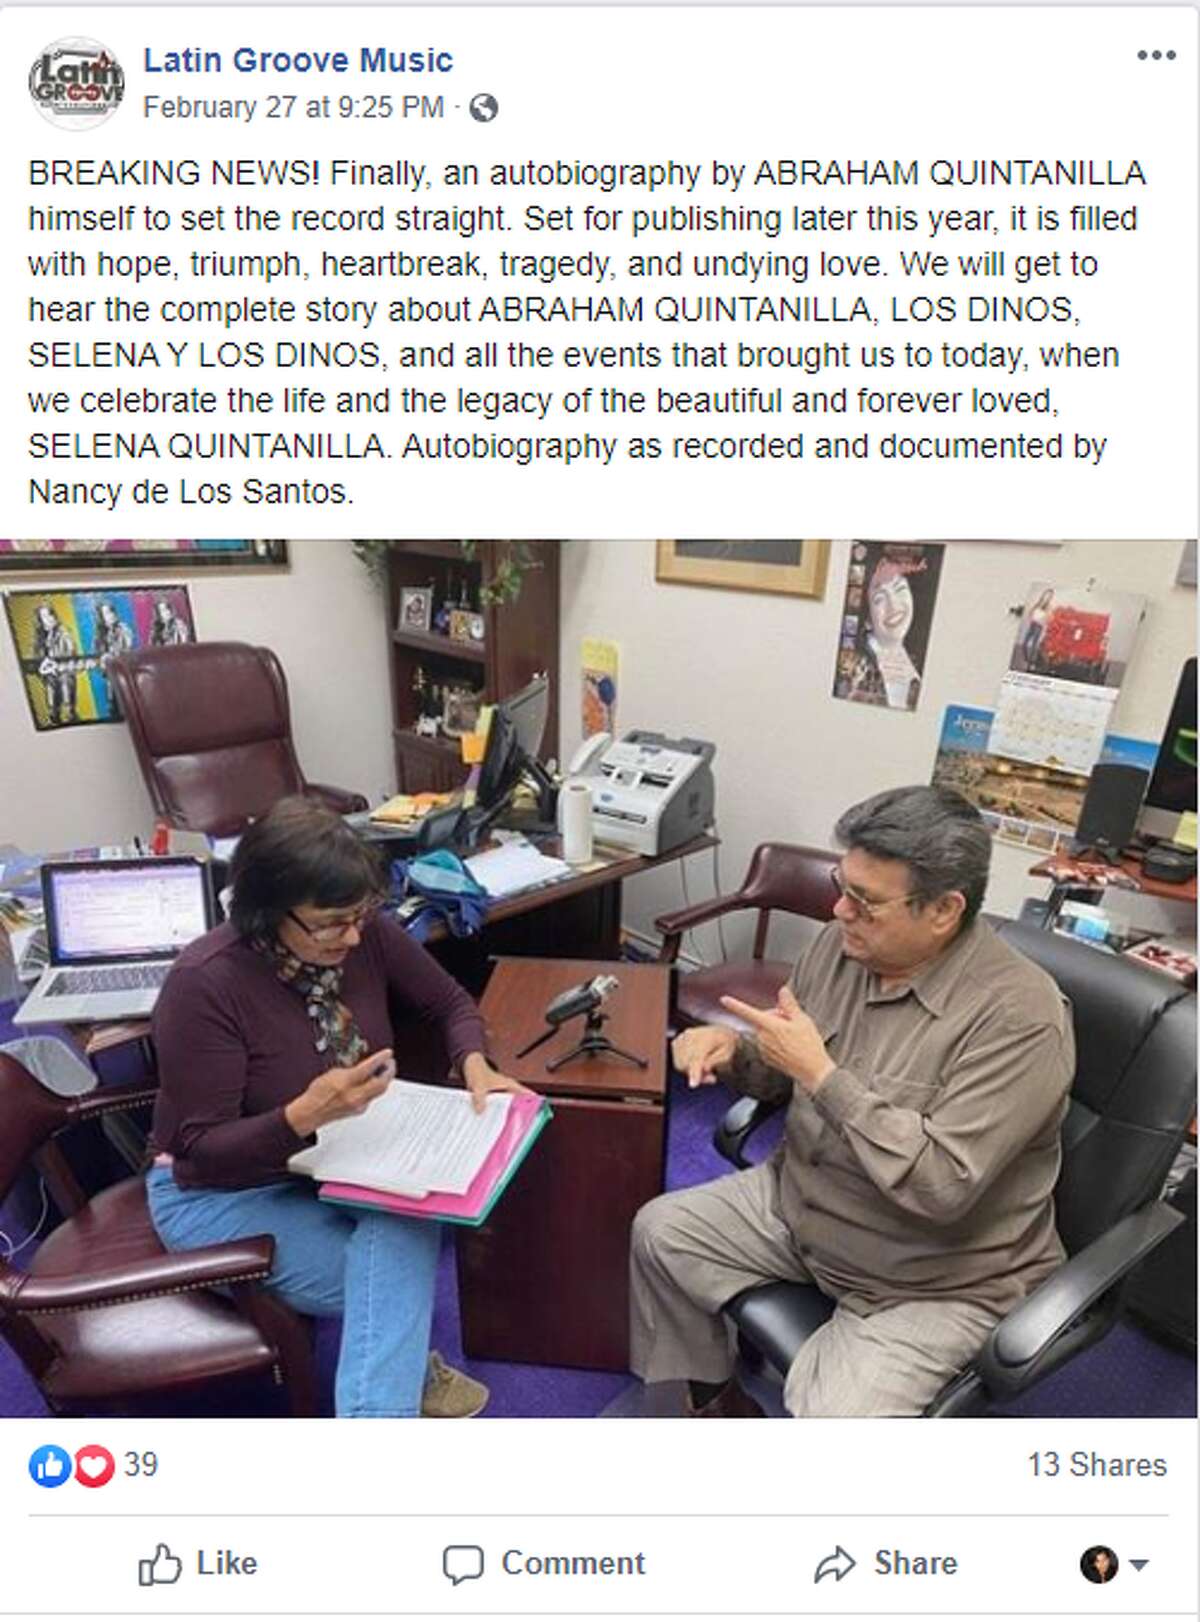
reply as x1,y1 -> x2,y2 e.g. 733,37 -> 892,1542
4,585 -> 195,731
832,542 -> 946,711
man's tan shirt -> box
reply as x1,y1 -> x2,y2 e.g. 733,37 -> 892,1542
729,919 -> 1074,1316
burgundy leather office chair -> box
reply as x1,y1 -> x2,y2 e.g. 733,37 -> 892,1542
655,844 -> 839,1030
110,642 -> 368,837
0,1052 -> 318,1417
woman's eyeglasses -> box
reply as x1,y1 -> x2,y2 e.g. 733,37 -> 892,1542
287,902 -> 382,943
829,866 -> 920,923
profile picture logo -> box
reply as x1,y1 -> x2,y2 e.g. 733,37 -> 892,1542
29,38 -> 125,129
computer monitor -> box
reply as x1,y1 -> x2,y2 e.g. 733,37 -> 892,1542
504,673 -> 550,763
474,674 -> 553,830
475,703 -> 520,815
1140,658 -> 1197,840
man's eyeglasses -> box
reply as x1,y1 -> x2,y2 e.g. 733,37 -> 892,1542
829,866 -> 921,923
287,902 -> 382,943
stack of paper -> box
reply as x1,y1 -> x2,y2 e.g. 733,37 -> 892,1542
290,1081 -> 509,1197
288,1079 -> 551,1226
369,792 -> 456,827
465,841 -> 572,899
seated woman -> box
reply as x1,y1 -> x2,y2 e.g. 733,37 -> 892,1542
146,795 -> 527,1418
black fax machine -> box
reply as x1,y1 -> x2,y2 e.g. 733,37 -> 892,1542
585,731 -> 715,856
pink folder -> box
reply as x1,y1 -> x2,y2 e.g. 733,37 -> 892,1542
318,1091 -> 551,1227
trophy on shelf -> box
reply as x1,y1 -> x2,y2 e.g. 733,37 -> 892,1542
411,667 -> 441,738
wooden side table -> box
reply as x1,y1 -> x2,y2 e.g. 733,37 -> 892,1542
455,957 -> 669,1372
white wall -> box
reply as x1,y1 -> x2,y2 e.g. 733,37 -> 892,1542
0,540 -> 393,852
559,541 -> 1197,964
5,539 -> 1193,963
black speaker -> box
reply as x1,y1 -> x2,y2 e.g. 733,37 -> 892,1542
1073,763 -> 1150,857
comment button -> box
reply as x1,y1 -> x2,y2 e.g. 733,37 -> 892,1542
443,1545 -> 485,1586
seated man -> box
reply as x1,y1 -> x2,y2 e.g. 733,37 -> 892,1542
630,785 -> 1074,1417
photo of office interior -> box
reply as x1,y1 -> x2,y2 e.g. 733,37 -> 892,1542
0,539 -> 1194,1422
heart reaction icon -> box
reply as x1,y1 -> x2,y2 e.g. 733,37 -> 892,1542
74,1445 -> 116,1488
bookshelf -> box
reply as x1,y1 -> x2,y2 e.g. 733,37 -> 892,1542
382,542 -> 561,794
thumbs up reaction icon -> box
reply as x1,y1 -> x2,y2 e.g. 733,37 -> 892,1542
28,1445 -> 72,1487
138,1546 -> 183,1586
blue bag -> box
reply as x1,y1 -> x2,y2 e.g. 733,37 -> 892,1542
391,850 -> 491,941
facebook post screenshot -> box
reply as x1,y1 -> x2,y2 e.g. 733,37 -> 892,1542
0,0 -> 1197,1618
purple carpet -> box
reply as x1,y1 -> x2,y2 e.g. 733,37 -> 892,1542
1,1002 -> 1193,1420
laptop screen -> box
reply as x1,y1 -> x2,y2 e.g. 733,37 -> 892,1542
46,860 -> 213,965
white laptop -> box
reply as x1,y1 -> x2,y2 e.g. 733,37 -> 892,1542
13,857 -> 216,1027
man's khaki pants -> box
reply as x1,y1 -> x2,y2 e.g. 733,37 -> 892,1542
630,1162 -> 1000,1417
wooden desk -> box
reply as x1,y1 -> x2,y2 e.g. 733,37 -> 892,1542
483,833 -> 716,925
1029,853 -> 1197,905
1112,853 -> 1198,904
426,833 -> 716,993
455,957 -> 670,1372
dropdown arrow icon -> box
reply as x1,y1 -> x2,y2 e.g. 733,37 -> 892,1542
1131,1559 -> 1150,1571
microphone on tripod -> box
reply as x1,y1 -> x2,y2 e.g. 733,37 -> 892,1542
515,974 -> 648,1072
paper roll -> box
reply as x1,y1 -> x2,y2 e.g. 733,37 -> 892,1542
560,779 -> 594,865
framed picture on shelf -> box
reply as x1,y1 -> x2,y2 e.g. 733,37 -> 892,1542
448,608 -> 485,645
441,684 -> 482,739
398,586 -> 433,634
655,540 -> 831,599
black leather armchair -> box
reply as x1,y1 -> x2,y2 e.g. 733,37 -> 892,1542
714,920 -> 1197,1415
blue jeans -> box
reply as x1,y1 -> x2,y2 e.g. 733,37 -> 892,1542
146,1166 -> 442,1417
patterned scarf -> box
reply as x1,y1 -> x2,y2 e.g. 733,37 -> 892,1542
254,934 -> 369,1067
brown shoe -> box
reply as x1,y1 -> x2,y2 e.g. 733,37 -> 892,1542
421,1351 -> 489,1418
687,1378 -> 765,1418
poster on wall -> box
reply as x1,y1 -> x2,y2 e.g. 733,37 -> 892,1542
581,637 -> 619,738
988,580 -> 1146,775
832,542 -> 945,711
4,585 -> 195,731
931,703 -> 1158,855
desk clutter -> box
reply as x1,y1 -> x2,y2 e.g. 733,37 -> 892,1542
2,813 -> 567,1008
1026,852 -> 1197,986
385,839 -> 578,942
2,806 -> 714,1018
367,791 -> 458,829
463,841 -> 572,899
1,823 -> 237,1015
2,842 -> 142,1003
